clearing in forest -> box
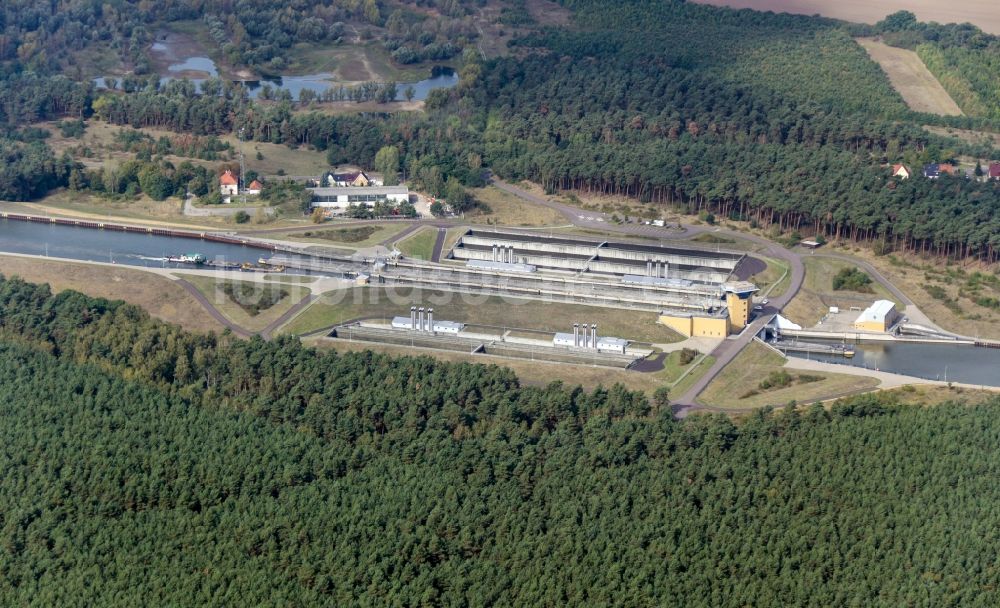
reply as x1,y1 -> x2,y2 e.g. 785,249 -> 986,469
856,38 -> 963,116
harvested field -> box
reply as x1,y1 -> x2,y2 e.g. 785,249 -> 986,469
857,39 -> 962,116
0,256 -> 222,333
691,1 -> 1000,35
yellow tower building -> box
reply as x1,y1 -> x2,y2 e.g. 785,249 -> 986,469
723,282 -> 758,330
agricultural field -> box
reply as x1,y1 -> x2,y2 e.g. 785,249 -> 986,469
0,256 -> 222,333
281,287 -> 685,344
697,341 -> 880,409
856,38 -> 962,116
691,0 -> 1000,34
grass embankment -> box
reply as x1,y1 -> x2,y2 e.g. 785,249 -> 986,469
783,255 -> 905,328
271,222 -> 410,249
396,227 -> 438,260
180,275 -> 309,333
0,256 -> 222,333
308,337 -> 703,397
698,342 -> 879,410
467,186 -> 566,226
281,287 -> 684,344
750,256 -> 790,298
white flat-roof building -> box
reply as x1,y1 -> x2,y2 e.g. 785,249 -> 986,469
309,185 -> 409,210
553,332 -> 577,347
432,321 -> 464,334
596,337 -> 629,354
391,316 -> 413,330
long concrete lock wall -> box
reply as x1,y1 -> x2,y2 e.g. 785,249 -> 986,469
458,230 -> 742,277
452,246 -> 732,283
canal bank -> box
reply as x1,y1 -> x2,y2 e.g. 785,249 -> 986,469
791,341 -> 1000,388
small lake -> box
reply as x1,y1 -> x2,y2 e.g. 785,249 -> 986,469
95,54 -> 457,101
794,341 -> 1000,388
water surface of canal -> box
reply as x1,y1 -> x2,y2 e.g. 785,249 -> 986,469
0,219 -> 267,269
798,340 -> 1000,387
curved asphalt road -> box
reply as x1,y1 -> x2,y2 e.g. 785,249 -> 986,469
487,177 -> 806,413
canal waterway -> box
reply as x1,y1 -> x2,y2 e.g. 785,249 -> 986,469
0,219 -> 268,269
796,340 -> 1000,387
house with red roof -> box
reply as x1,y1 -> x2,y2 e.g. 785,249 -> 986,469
891,164 -> 910,180
989,162 -> 1000,181
246,179 -> 263,195
220,170 -> 239,196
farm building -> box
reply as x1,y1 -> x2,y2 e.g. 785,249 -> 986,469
853,300 -> 900,333
309,186 -> 410,211
324,170 -> 379,187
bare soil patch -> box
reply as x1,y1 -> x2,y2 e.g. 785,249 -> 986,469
857,38 -> 962,116
525,0 -> 573,27
0,256 -> 222,333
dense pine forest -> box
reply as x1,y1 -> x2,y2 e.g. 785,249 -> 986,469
0,275 -> 999,605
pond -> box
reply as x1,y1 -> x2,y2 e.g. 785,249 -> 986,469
95,54 -> 457,101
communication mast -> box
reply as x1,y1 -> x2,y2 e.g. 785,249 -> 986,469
238,127 -> 247,204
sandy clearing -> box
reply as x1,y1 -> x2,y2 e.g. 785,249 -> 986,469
856,38 -> 963,116
691,1 -> 1000,35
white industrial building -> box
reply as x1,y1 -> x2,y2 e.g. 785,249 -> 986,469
309,185 -> 410,211
390,307 -> 465,334
554,324 -> 629,354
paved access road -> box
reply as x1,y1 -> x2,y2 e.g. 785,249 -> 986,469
488,177 -> 806,411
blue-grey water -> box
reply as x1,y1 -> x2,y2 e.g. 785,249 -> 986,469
0,219 -> 268,269
796,341 -> 1000,387
95,58 -> 457,101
